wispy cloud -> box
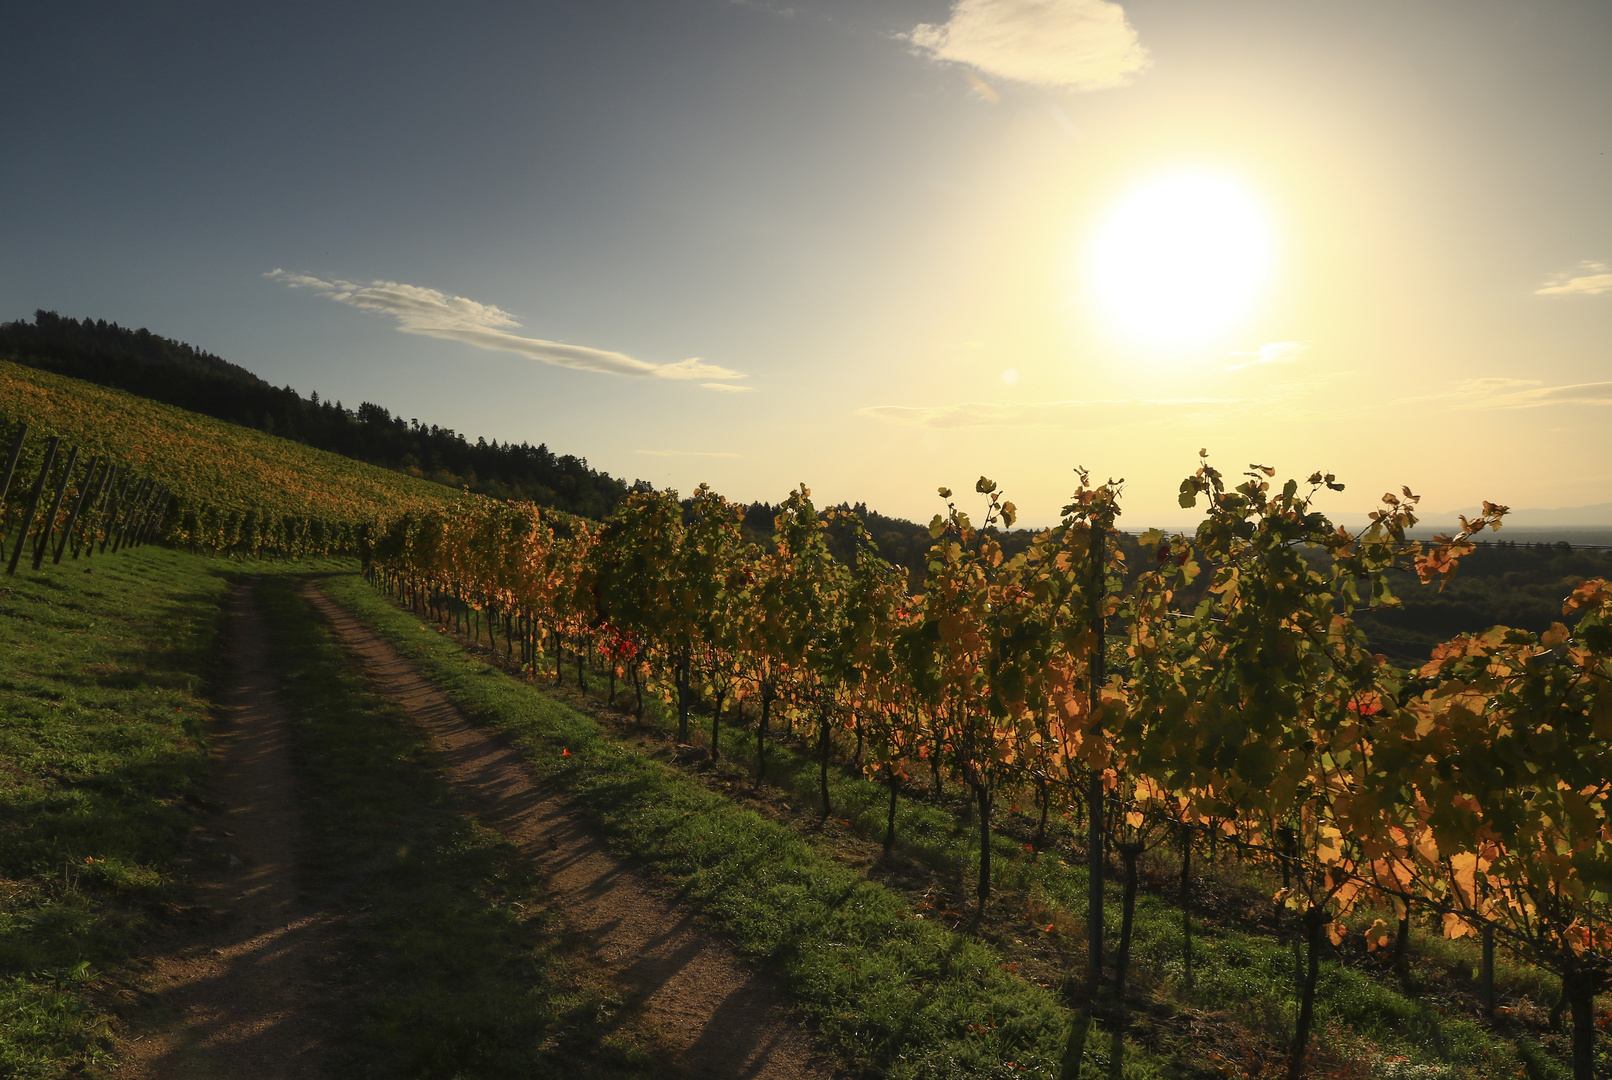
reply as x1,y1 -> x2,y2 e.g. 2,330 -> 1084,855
905,0 -> 1149,92
266,270 -> 747,385
1227,340 -> 1310,372
702,382 -> 758,392
1536,261 -> 1612,297
637,450 -> 743,458
858,396 -> 1239,430
1416,378 -> 1612,410
728,0 -> 796,16
654,357 -> 743,381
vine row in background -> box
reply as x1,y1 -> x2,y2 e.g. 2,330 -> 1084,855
0,420 -> 366,573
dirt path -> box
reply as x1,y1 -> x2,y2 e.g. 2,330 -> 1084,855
302,582 -> 834,1080
115,582 -> 342,1079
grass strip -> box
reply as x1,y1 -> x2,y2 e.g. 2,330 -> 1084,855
362,579 -> 1575,1078
258,576 -> 678,1079
676,694 -> 1567,1076
324,573 -> 1148,1079
0,549 -> 250,1079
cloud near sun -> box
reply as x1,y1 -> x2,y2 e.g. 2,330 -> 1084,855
265,270 -> 746,386
1535,261 -> 1612,297
1431,378 -> 1612,410
1226,341 -> 1310,372
905,0 -> 1149,92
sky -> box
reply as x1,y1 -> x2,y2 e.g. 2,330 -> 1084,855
3,0 -> 1609,529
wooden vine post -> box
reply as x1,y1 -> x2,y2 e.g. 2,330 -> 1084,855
1180,820 -> 1194,988
8,435 -> 59,575
81,463 -> 117,558
53,455 -> 100,564
0,423 -> 27,511
32,445 -> 79,570
1085,492 -> 1111,1003
98,474 -> 127,554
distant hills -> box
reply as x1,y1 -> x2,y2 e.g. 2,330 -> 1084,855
1427,502 -> 1612,528
1413,503 -> 1612,548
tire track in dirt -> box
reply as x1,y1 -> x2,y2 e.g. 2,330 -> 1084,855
115,581 -> 342,1080
302,581 -> 835,1080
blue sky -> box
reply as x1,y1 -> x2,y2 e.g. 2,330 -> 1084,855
4,1 -> 1609,526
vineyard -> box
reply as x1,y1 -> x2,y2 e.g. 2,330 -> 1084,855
2,364 -> 1607,1076
0,359 -> 449,521
0,361 -> 451,562
365,465 -> 1611,1079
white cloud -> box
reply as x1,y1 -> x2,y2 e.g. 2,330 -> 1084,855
701,382 -> 758,392
266,269 -> 747,385
1227,340 -> 1310,372
728,0 -> 795,16
906,0 -> 1149,92
1536,261 -> 1612,297
653,357 -> 744,381
858,396 -> 1238,430
1416,378 -> 1612,409
637,450 -> 743,458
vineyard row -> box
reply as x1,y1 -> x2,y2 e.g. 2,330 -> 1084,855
361,465 -> 1610,1079
0,420 -> 368,572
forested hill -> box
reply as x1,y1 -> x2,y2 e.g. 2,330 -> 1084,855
0,310 -> 637,519
1352,539 -> 1612,663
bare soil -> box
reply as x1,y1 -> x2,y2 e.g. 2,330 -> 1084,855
302,582 -> 835,1080
114,582 -> 345,1080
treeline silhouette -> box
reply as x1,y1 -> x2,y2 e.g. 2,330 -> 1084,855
1,310 -> 635,518
1353,538 -> 1612,661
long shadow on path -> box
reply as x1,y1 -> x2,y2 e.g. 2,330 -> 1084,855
303,581 -> 835,1080
116,581 -> 342,1080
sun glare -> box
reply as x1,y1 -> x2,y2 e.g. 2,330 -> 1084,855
1086,172 -> 1275,351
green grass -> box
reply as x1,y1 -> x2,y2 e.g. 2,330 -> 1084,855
0,547 -> 240,1078
561,677 -> 1574,1077
401,588 -> 1583,1078
258,576 -> 676,1078
721,706 -> 1582,1077
1,548 -> 673,1080
327,573 -> 1180,1080
10,547 -> 1562,1078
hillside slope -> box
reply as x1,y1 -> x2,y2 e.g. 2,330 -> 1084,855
1,359 -> 450,521
2,311 -> 635,517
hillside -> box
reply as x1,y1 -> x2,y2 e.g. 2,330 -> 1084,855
0,359 -> 450,521
1,311 -> 963,568
1,311 -> 636,518
1353,538 -> 1612,661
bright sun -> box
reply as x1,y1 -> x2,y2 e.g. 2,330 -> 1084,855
1086,172 -> 1275,351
